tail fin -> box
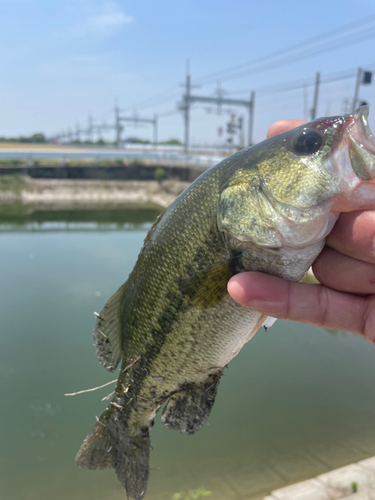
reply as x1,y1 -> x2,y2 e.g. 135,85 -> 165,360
76,410 -> 150,500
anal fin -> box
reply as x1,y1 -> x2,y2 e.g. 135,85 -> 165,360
161,373 -> 223,435
94,281 -> 128,372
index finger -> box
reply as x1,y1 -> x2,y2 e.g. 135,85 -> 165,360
228,272 -> 375,342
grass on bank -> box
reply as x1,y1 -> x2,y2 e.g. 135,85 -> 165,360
0,174 -> 29,194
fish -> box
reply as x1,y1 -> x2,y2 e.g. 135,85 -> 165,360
75,107 -> 375,499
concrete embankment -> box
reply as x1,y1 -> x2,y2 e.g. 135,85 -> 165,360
0,177 -> 190,210
264,457 -> 375,499
0,163 -> 203,182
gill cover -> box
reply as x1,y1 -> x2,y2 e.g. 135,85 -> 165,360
218,117 -> 346,248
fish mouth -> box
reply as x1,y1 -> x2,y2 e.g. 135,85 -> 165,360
345,106 -> 375,180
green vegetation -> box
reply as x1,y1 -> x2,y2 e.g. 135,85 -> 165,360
351,481 -> 358,493
154,167 -> 165,182
0,202 -> 29,221
0,174 -> 28,194
0,134 -> 183,146
172,487 -> 212,500
71,139 -> 114,146
0,205 -> 162,226
159,138 -> 183,146
124,137 -> 151,145
130,159 -> 147,167
0,133 -> 46,143
97,159 -> 125,167
0,159 -> 23,165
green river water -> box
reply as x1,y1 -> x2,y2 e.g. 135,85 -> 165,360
2,206 -> 375,500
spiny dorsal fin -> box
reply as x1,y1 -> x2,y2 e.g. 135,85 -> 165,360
182,255 -> 241,308
94,281 -> 128,373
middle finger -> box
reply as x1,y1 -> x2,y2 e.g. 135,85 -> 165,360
326,210 -> 375,265
313,246 -> 375,295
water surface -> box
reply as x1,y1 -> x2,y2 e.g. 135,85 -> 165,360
2,207 -> 375,500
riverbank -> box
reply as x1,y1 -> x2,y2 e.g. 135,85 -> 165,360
0,176 -> 190,210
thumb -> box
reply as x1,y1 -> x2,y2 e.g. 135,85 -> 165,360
227,272 -> 375,340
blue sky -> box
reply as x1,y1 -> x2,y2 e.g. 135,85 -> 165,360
1,0 -> 375,144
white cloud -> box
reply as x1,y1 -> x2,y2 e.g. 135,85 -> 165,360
76,2 -> 134,37
89,10 -> 133,32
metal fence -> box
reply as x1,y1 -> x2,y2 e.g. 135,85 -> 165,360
0,147 -> 225,169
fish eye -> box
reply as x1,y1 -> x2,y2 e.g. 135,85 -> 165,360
291,129 -> 323,155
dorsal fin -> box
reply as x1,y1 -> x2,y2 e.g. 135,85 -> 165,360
94,281 -> 128,372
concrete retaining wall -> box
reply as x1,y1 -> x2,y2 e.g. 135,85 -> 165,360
264,457 -> 375,500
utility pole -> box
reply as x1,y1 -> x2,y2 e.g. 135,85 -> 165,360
181,69 -> 254,149
352,67 -> 363,113
311,72 -> 320,120
67,127 -> 73,143
88,113 -> 93,142
217,80 -> 222,115
115,112 -> 157,144
75,123 -> 81,142
238,116 -> 244,149
248,91 -> 255,146
184,59 -> 191,153
303,84 -> 309,121
153,114 -> 158,146
114,99 -> 121,147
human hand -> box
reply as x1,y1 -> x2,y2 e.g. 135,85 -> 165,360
227,120 -> 375,342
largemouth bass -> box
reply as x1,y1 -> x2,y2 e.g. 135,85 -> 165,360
76,107 -> 375,499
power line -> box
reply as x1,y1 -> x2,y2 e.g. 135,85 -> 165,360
135,90 -> 181,111
158,109 -> 180,118
194,14 -> 375,85
198,27 -> 375,86
122,22 -> 375,115
123,17 -> 375,114
206,64 -> 374,100
122,85 -> 180,112
256,71 -> 355,95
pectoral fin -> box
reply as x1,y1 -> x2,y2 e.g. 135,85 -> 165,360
182,256 -> 241,308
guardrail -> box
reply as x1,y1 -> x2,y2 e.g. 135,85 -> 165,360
0,148 -> 225,169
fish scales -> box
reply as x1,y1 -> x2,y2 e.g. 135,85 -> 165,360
76,108 -> 375,500
113,151 -> 261,427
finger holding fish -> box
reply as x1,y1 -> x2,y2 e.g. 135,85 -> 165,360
227,272 -> 375,342
325,209 -> 375,264
313,246 -> 375,294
